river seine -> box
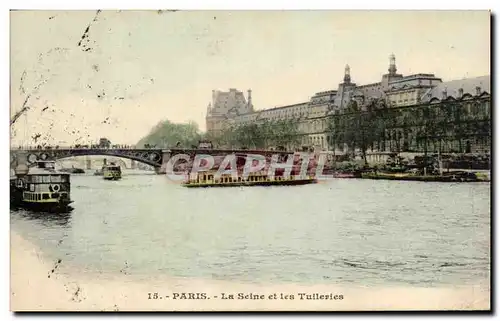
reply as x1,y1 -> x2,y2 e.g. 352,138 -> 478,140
10,170 -> 490,287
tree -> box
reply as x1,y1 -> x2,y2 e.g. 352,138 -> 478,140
363,98 -> 390,153
336,99 -> 389,165
209,118 -> 301,150
342,101 -> 360,157
136,120 -> 202,148
451,101 -> 467,153
270,119 -> 301,149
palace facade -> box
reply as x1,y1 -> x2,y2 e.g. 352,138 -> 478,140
205,55 -> 490,154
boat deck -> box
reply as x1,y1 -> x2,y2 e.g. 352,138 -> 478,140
183,178 -> 317,188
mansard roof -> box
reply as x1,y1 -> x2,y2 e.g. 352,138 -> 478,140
420,75 -> 490,103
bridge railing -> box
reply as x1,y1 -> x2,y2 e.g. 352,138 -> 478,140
11,145 -> 139,150
10,146 -> 295,154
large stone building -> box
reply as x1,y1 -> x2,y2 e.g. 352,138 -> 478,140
206,55 -> 490,154
205,88 -> 254,136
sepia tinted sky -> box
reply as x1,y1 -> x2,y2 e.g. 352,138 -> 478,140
10,10 -> 490,145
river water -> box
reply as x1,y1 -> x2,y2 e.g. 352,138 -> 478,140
10,170 -> 490,287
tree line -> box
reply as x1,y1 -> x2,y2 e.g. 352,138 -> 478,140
136,120 -> 202,148
327,96 -> 491,164
136,118 -> 302,150
136,96 -> 490,159
206,119 -> 301,150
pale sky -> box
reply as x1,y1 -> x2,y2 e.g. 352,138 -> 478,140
10,10 -> 490,146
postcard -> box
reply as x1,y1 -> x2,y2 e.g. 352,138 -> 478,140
9,9 -> 491,311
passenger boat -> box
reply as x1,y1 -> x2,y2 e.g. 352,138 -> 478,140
102,163 -> 122,180
182,170 -> 317,188
475,171 -> 491,182
59,166 -> 85,174
10,160 -> 73,213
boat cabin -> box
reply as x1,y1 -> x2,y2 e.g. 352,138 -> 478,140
198,140 -> 213,149
34,160 -> 56,171
104,165 -> 121,172
17,160 -> 71,203
102,163 -> 122,180
187,170 -> 306,185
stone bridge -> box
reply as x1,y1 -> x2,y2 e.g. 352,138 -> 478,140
10,147 -> 294,173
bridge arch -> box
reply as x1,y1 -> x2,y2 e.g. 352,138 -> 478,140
14,148 -> 164,168
12,147 -> 294,171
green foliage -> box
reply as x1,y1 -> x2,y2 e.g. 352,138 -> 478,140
328,96 -> 491,157
328,98 -> 389,164
207,119 -> 301,149
136,120 -> 202,148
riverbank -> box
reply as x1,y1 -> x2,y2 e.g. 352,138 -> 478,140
10,231 -> 490,311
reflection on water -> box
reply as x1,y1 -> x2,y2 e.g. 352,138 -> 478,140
14,209 -> 72,228
10,172 -> 491,287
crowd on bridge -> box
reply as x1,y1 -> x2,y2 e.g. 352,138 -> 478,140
15,144 -> 139,150
14,143 -> 191,150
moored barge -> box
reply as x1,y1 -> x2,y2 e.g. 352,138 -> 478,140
361,171 -> 482,182
182,151 -> 319,188
183,171 -> 317,188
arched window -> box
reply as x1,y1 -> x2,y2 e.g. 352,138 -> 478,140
473,102 -> 480,115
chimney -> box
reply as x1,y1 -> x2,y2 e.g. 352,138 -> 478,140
247,89 -> 252,107
212,90 -> 216,104
476,86 -> 481,95
442,87 -> 447,100
458,88 -> 464,97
